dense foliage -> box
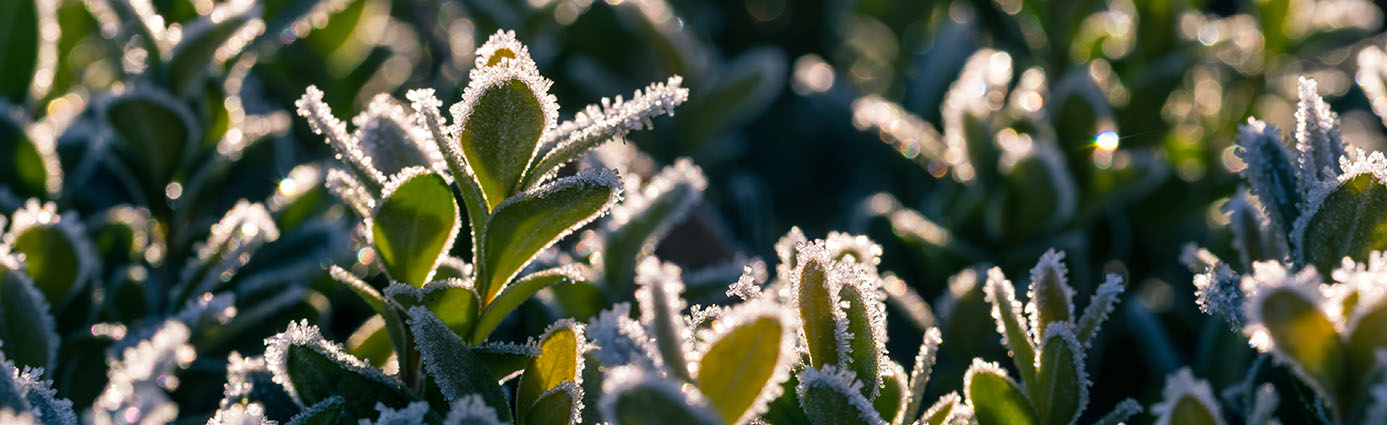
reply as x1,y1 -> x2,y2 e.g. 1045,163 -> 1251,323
7,0 -> 1387,424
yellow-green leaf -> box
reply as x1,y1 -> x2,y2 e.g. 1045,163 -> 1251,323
694,304 -> 795,424
964,360 -> 1038,425
372,169 -> 460,286
1255,287 -> 1346,409
457,79 -> 546,210
517,321 -> 584,425
798,257 -> 839,368
473,265 -> 590,344
1297,173 -> 1387,274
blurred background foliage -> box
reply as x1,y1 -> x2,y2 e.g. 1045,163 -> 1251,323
7,0 -> 1387,423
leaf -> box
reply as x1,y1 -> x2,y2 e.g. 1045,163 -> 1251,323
795,365 -> 887,425
1236,119 -> 1301,235
1252,287 -> 1346,409
345,316 -> 394,369
1348,297 -> 1387,397
7,202 -> 91,307
600,159 -> 706,293
0,0 -> 40,101
12,361 -> 76,425
372,168 -> 460,286
838,280 -> 883,398
0,254 -> 57,371
906,328 -> 942,421
104,90 -> 198,188
634,257 -> 693,381
265,321 -> 416,419
599,366 -> 723,425
964,360 -> 1038,425
517,320 -> 585,424
1293,77 -> 1346,187
1075,274 -> 1125,346
872,362 -> 908,425
693,301 -> 796,425
473,265 -> 590,344
0,113 -> 57,199
472,341 -> 541,383
1295,173 -> 1387,274
287,395 -> 345,425
480,170 -> 619,302
1151,369 -> 1224,425
525,381 -> 580,425
330,266 -> 409,368
983,268 -> 1037,386
1025,250 -> 1074,343
385,279 -> 481,339
453,51 -> 553,209
403,307 -> 512,423
166,2 -> 260,96
922,393 -> 962,425
797,256 -> 840,368
0,355 -> 31,414
1030,323 -> 1086,425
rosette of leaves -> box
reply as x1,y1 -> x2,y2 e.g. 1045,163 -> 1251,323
1147,367 -> 1281,425
962,249 -> 1137,425
228,29 -> 687,423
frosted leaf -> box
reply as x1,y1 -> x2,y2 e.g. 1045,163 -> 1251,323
851,95 -> 946,172
1241,261 -> 1329,348
1092,398 -> 1143,425
326,168 -> 377,218
1333,252 -> 1387,333
921,392 -> 963,425
1246,383 -> 1279,425
726,259 -> 767,301
788,239 -> 854,369
1289,148 -> 1387,267
1236,118 -> 1301,236
443,394 -> 504,425
352,94 -> 448,177
1034,322 -> 1089,425
206,403 -> 273,425
605,158 -> 706,239
689,299 -> 799,424
587,303 -> 662,370
0,353 -> 31,416
296,86 -> 386,192
774,226 -> 808,279
1192,259 -> 1245,330
448,30 -> 558,190
0,247 -> 58,372
599,365 -> 722,425
263,320 -> 401,405
179,201 -> 279,301
634,256 -> 693,381
0,410 -> 40,425
5,198 -> 98,306
983,267 -> 1035,379
687,304 -> 725,330
13,365 -> 76,425
219,353 -> 270,409
532,380 -> 584,425
1025,249 -> 1074,343
1294,77 -> 1347,191
361,401 -> 431,425
526,76 -> 690,187
92,320 -> 194,425
1076,273 -> 1126,346
824,232 -> 883,267
1150,368 -> 1225,425
795,365 -> 888,425
906,327 -> 943,420
1225,190 -> 1288,266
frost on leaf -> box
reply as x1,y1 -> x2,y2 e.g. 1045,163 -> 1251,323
1025,249 -> 1074,344
11,363 -> 76,425
587,303 -> 661,370
1150,368 -> 1225,425
599,366 -> 722,425
325,168 -> 376,218
263,320 -> 402,406
795,365 -> 888,425
92,320 -> 194,425
1224,190 -> 1288,266
1076,273 -> 1126,345
689,299 -> 798,425
983,267 -> 1036,383
206,403 -> 273,425
444,394 -> 505,425
297,86 -> 386,192
363,401 -> 432,425
1192,261 -> 1245,329
726,261 -> 767,301
1294,77 -> 1347,191
824,232 -> 883,267
634,256 -> 693,381
1236,118 -> 1301,236
906,327 -> 943,420
352,94 -> 448,177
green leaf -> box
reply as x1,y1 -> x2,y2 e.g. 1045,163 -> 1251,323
693,303 -> 795,424
838,281 -> 882,398
473,264 -> 590,344
0,0 -> 40,101
330,266 -> 409,369
104,90 -> 198,188
266,321 -> 416,419
634,257 -> 693,382
345,316 -> 394,369
0,256 -> 56,371
599,367 -> 723,425
287,395 -> 346,425
480,170 -> 619,302
797,257 -> 840,368
0,114 -> 56,199
1254,287 -> 1346,409
984,268 -> 1037,386
8,209 -> 90,308
386,279 -> 480,338
457,77 -> 547,210
906,328 -> 942,422
1031,323 -> 1086,425
600,159 -> 705,293
372,169 -> 460,286
1297,173 -> 1387,273
1347,298 -> 1387,398
922,393 -> 962,425
796,366 -> 887,425
473,341 -> 541,383
1026,250 -> 1074,343
524,381 -> 580,425
518,320 -> 585,424
1164,397 -> 1223,425
404,307 -> 512,423
964,360 -> 1038,425
872,362 -> 908,425
166,2 -> 259,96
1152,370 -> 1223,425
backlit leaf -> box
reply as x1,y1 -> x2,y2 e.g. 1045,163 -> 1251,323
372,168 -> 460,286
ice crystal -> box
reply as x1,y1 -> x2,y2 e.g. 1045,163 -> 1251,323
1294,77 -> 1347,190
13,365 -> 76,425
206,403 -> 273,425
907,327 -> 943,419
796,365 -> 887,425
528,76 -> 690,185
1025,249 -> 1074,343
690,299 -> 798,425
325,168 -> 376,218
92,320 -> 194,425
1076,273 -> 1126,345
1151,368 -> 1225,425
443,395 -> 504,425
587,303 -> 662,370
297,86 -> 387,191
1290,149 -> 1387,262
352,95 -> 447,177
599,366 -> 721,425
726,260 -> 768,301
219,353 -> 269,409
361,401 -> 431,425
824,232 -> 883,267
1236,118 -> 1301,234
773,227 -> 808,279
633,257 -> 692,380
264,320 -> 401,405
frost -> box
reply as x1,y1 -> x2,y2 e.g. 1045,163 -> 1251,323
361,401 -> 430,425
726,260 -> 767,301
0,353 -> 32,418
605,158 -> 706,238
0,247 -> 58,372
1150,368 -> 1225,425
206,403 -> 273,425
599,366 -> 722,425
531,318 -> 588,390
1241,261 -> 1329,349
352,95 -> 448,177
687,304 -> 725,330
1025,249 -> 1074,343
962,359 -> 1024,412
528,76 -> 690,185
263,320 -> 401,406
774,226 -> 808,278
1294,77 -> 1347,191
325,168 -> 377,218
1236,118 -> 1301,235
824,232 -> 883,267
1076,273 -> 1126,345
1290,149 -> 1387,262
1038,322 -> 1089,425
1093,398 -> 1143,425
634,256 -> 693,380
449,28 -> 558,167
13,365 -> 76,425
0,410 -> 41,425
219,353 -> 269,409
92,320 -> 194,425
796,365 -> 888,425
587,303 -> 661,370
1225,190 -> 1288,266
921,392 -> 962,424
296,86 -> 387,192
788,240 -> 854,369
690,299 -> 798,425
984,267 -> 1034,354
180,201 -> 279,299
907,327 -> 943,420
443,395 -> 504,425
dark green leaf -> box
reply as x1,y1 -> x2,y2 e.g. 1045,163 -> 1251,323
386,279 -> 480,339
0,0 -> 40,102
0,258 -> 57,371
600,367 -> 722,425
287,395 -> 345,425
796,366 -> 887,425
404,307 -> 512,423
1298,173 -> 1387,273
105,91 -> 198,187
473,265 -> 589,344
457,78 -> 547,210
964,361 -> 1038,425
524,382 -> 579,425
372,169 -> 460,286
267,321 -> 416,419
166,3 -> 259,96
